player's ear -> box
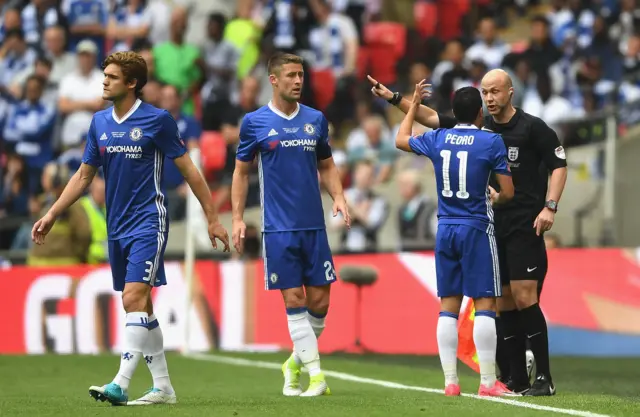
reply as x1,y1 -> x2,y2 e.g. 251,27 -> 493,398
268,73 -> 277,86
128,77 -> 138,91
509,88 -> 514,98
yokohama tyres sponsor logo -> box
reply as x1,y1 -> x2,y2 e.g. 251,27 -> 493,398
106,145 -> 142,153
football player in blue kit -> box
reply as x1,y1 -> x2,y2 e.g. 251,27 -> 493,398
32,51 -> 230,406
395,82 -> 516,397
231,52 -> 350,397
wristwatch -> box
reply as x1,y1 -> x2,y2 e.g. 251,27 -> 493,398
545,200 -> 558,213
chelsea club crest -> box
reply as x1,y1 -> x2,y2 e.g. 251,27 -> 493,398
303,123 -> 315,135
130,127 -> 143,141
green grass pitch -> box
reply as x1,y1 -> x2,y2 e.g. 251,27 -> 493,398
0,352 -> 638,416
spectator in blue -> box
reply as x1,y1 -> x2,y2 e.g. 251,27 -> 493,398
0,153 -> 30,250
3,74 -> 57,195
58,133 -> 88,173
0,29 -> 38,90
63,0 -> 109,64
0,153 -> 29,219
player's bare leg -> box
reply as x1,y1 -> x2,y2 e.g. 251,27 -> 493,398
281,286 -> 329,397
128,296 -> 176,405
89,283 -> 151,406
438,296 -> 463,396
511,280 -> 555,396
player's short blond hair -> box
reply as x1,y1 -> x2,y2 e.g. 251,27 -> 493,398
267,52 -> 303,76
102,51 -> 148,98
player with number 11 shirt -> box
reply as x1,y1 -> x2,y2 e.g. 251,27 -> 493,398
371,69 -> 568,396
396,83 -> 516,396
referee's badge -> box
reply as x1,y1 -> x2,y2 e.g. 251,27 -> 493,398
304,123 -> 315,135
130,127 -> 143,141
508,146 -> 519,161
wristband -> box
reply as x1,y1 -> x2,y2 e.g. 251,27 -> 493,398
387,92 -> 402,106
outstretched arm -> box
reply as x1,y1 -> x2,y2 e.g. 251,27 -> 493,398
368,75 -> 443,129
396,80 -> 430,152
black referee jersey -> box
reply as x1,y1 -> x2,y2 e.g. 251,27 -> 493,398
438,109 -> 567,215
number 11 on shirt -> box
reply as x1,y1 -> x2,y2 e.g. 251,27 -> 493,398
440,150 -> 469,200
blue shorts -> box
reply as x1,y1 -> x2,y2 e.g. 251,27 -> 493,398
262,230 -> 336,290
108,232 -> 168,292
435,224 -> 501,299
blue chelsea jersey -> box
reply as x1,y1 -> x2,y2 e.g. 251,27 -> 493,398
82,99 -> 187,239
236,102 -> 332,232
409,124 -> 511,233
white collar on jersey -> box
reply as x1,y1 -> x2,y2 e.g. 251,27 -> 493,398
453,124 -> 479,130
268,100 -> 299,120
112,98 -> 142,124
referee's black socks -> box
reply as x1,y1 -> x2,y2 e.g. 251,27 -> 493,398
520,303 -> 552,382
500,309 -> 529,386
495,316 -> 510,381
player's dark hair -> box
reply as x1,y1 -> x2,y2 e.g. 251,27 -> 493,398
452,87 -> 483,124
267,52 -> 303,75
102,51 -> 148,98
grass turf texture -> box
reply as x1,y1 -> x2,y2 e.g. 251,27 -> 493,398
0,352 -> 637,416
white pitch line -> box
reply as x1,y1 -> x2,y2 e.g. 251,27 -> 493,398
186,353 -> 611,417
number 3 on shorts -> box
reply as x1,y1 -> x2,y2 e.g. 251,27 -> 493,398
324,261 -> 336,281
143,260 -> 154,282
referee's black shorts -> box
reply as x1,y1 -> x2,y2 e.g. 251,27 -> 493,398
495,209 -> 548,285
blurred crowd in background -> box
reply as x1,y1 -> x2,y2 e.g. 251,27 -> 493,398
0,0 -> 639,263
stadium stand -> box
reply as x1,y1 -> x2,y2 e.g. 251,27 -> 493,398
1,0 -> 640,262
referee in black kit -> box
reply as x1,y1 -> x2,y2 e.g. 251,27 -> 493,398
369,69 -> 567,397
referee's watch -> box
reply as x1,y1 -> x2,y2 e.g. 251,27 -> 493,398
545,200 -> 558,213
